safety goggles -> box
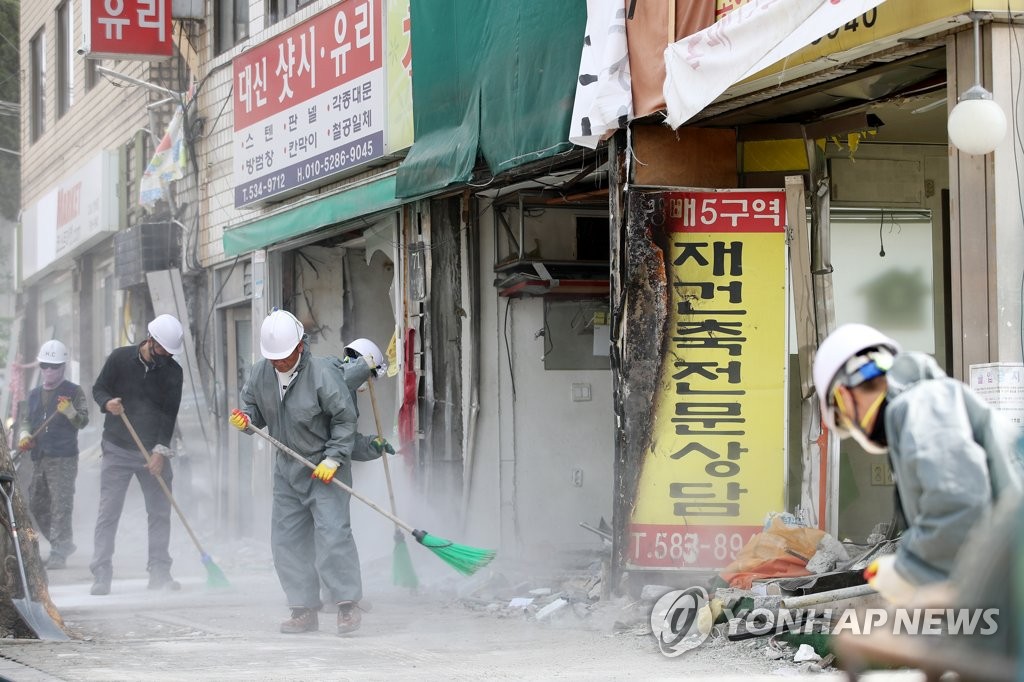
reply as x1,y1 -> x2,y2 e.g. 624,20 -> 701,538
39,363 -> 63,370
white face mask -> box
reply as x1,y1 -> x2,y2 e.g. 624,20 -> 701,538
40,366 -> 64,390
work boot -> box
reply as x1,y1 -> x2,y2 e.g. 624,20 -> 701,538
45,554 -> 66,570
147,571 -> 181,591
280,608 -> 318,634
337,601 -> 361,635
90,576 -> 110,596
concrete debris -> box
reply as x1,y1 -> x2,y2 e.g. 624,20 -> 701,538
535,598 -> 569,621
793,643 -> 822,663
806,532 -> 851,574
529,588 -> 552,597
508,597 -> 533,609
640,584 -> 675,601
764,645 -> 789,660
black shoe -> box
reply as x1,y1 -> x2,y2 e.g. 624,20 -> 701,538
90,577 -> 110,596
148,572 -> 181,591
281,608 -> 318,634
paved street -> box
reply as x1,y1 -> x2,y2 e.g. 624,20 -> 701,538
0,455 -> 934,681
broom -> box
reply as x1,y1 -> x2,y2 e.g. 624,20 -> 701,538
249,424 -> 495,576
120,413 -> 230,588
366,379 -> 418,589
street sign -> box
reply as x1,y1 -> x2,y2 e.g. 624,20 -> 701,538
82,0 -> 173,61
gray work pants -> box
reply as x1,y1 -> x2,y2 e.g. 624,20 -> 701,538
272,455 -> 361,609
29,456 -> 78,560
90,439 -> 173,579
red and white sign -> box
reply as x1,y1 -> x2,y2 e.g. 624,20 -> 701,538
82,0 -> 173,60
232,0 -> 387,207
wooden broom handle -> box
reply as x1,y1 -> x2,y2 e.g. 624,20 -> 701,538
367,379 -> 400,528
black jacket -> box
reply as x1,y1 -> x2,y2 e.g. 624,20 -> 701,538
92,343 -> 183,451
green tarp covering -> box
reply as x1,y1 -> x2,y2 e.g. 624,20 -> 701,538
395,0 -> 586,198
222,174 -> 400,256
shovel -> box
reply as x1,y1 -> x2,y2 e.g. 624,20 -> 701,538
0,472 -> 68,640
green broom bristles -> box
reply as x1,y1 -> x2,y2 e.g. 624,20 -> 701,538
392,531 -> 420,589
412,530 -> 496,576
202,553 -> 230,588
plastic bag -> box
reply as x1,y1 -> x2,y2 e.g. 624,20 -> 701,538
720,517 -> 826,589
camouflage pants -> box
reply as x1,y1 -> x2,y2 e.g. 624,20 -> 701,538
29,456 -> 79,560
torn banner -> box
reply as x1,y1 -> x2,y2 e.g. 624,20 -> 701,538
569,0 -> 631,149
139,92 -> 192,208
663,0 -> 887,129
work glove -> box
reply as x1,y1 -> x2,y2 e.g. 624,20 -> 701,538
311,457 -> 340,484
57,396 -> 77,419
152,444 -> 173,459
363,354 -> 379,376
864,554 -> 918,606
17,432 -> 33,452
229,408 -> 251,432
369,436 -> 395,455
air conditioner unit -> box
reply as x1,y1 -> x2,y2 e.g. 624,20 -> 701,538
114,222 -> 181,289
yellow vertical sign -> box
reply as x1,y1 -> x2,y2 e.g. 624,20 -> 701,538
627,189 -> 788,571
386,0 -> 414,152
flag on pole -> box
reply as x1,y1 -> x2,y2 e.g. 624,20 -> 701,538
139,88 -> 193,208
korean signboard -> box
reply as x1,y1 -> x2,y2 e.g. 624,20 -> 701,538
232,0 -> 390,208
626,188 -> 788,571
82,0 -> 173,60
21,151 -> 120,284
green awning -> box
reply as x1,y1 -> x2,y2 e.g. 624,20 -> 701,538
222,174 -> 400,256
395,1 -> 586,198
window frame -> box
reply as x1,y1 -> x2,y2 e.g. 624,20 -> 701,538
215,0 -> 250,55
29,28 -> 46,142
265,0 -> 316,26
56,0 -> 73,118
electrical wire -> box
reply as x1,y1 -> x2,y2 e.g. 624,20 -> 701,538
504,297 -> 516,401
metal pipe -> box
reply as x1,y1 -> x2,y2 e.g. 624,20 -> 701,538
779,584 -> 876,609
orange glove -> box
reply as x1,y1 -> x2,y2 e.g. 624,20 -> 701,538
229,408 -> 251,432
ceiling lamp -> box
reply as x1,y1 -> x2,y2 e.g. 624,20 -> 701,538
947,14 -> 1007,155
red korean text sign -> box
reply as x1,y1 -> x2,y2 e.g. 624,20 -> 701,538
84,0 -> 173,60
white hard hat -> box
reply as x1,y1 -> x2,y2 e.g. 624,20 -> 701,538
148,314 -> 185,355
37,339 -> 69,364
812,323 -> 900,433
344,338 -> 387,375
261,310 -> 304,360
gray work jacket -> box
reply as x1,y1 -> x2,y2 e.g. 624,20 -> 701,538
884,351 -> 1023,584
239,344 -> 358,466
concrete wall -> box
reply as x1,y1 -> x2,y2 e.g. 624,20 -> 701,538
471,199 -> 613,561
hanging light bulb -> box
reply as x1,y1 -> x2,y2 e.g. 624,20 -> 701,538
947,14 -> 1007,156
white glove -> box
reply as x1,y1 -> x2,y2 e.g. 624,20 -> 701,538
865,554 -> 918,605
152,444 -> 173,459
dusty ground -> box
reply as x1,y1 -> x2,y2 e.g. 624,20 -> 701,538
0,451 -> 938,680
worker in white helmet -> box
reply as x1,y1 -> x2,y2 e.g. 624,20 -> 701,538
813,323 -> 1022,604
338,337 -> 396,460
89,313 -> 185,596
229,309 -> 366,635
16,339 -> 89,569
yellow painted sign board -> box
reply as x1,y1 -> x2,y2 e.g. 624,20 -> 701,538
626,188 -> 788,571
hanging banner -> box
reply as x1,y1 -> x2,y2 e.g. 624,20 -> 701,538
663,0 -> 887,128
626,187 -> 788,571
